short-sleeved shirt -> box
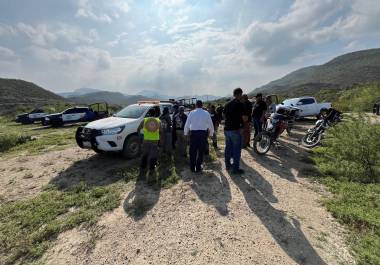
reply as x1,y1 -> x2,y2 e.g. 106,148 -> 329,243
252,100 -> 267,118
224,99 -> 245,131
173,113 -> 187,130
160,114 -> 172,132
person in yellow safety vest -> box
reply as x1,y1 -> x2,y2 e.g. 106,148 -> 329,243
138,108 -> 161,177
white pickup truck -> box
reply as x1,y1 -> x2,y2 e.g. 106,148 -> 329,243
75,101 -> 173,158
280,97 -> 331,118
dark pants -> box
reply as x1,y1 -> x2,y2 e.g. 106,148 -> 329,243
189,130 -> 208,172
141,141 -> 159,170
253,117 -> 262,137
224,130 -> 242,172
242,121 -> 251,147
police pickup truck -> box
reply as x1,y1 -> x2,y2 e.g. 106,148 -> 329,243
43,103 -> 109,127
75,101 -> 173,158
16,108 -> 47,124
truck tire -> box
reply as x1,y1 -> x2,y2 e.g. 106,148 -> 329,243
122,135 -> 141,159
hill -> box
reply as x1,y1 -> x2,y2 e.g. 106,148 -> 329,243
0,78 -> 64,105
253,48 -> 380,97
67,91 -> 152,106
58,88 -> 103,98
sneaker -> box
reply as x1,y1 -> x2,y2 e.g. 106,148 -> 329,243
232,169 -> 245,175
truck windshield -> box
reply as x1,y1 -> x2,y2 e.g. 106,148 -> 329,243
282,98 -> 299,106
115,105 -> 149,119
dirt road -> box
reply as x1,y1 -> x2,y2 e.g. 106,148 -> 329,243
0,121 -> 355,264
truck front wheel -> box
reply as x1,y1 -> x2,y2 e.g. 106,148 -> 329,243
122,135 -> 141,159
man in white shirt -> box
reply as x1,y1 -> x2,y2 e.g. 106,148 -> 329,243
184,100 -> 214,173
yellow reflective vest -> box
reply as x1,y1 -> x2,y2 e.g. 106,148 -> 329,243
143,117 -> 160,141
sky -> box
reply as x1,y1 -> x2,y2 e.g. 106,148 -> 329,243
0,0 -> 380,97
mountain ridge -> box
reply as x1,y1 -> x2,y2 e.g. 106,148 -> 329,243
252,48 -> 380,97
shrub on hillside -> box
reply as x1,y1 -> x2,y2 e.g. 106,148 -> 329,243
0,133 -> 32,152
334,83 -> 380,112
314,115 -> 380,183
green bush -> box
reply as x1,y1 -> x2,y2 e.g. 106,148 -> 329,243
0,133 -> 32,153
314,115 -> 380,183
315,83 -> 380,112
322,178 -> 380,265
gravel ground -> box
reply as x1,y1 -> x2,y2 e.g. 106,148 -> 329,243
0,121 -> 356,264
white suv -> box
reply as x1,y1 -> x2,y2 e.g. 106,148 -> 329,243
75,102 -> 173,158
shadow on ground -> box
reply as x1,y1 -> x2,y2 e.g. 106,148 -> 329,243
189,161 -> 232,216
230,158 -> 327,264
49,153 -> 136,190
247,122 -> 317,182
123,153 -> 186,220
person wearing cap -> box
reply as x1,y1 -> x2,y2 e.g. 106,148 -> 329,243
160,107 -> 172,154
224,88 -> 246,174
184,100 -> 214,173
172,106 -> 188,157
252,93 -> 267,137
138,108 -> 161,178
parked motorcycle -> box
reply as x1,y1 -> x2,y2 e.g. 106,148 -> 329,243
253,106 -> 299,155
301,109 -> 342,148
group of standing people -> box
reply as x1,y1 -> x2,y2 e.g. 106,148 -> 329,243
139,87 -> 277,180
139,100 -> 222,176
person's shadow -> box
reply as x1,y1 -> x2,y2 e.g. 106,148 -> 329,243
123,154 -> 185,221
123,175 -> 161,221
189,161 -> 232,216
230,160 -> 327,265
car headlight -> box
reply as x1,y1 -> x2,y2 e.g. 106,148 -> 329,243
101,126 -> 125,135
45,117 -> 50,121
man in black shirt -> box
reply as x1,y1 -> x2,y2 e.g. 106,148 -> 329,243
224,88 -> 245,174
252,93 -> 267,137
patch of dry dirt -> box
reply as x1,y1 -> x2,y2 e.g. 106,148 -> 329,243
0,148 -> 90,202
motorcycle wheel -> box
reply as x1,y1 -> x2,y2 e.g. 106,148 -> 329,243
253,132 -> 272,155
301,132 -> 322,148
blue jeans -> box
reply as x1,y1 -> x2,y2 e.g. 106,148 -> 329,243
252,117 -> 262,137
224,130 -> 242,172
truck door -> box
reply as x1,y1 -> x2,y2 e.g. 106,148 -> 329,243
62,109 -> 74,122
298,98 -> 315,116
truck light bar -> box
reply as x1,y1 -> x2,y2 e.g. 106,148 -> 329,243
137,100 -> 160,104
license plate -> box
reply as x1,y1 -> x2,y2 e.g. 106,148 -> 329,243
82,141 -> 91,148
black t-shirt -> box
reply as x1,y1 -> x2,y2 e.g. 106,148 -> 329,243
224,99 -> 244,131
252,100 -> 267,118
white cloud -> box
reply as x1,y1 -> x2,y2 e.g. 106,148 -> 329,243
75,0 -> 131,23
167,19 -> 216,35
0,46 -> 16,59
155,0 -> 186,7
0,23 -> 17,37
242,0 -> 380,65
5,23 -> 99,46
107,32 -> 128,47
17,23 -> 57,46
